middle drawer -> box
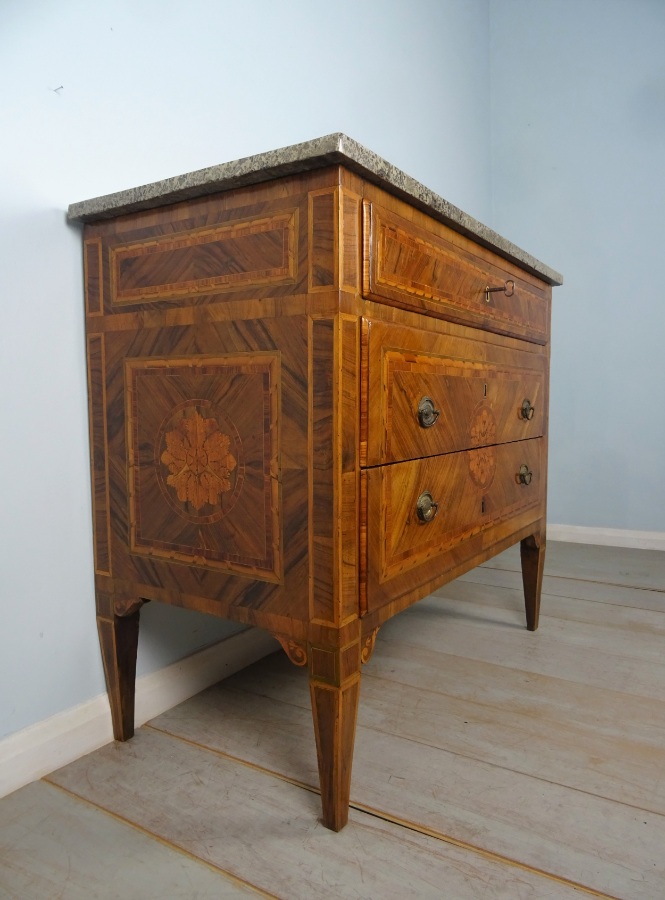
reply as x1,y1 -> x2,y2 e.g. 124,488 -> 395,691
362,318 -> 546,467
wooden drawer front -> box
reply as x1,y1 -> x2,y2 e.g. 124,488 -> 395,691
363,320 -> 546,466
367,438 -> 543,590
363,201 -> 550,344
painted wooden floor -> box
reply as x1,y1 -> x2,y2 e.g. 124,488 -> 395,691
1,542 -> 663,898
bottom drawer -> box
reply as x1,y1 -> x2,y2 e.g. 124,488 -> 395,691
364,438 -> 544,610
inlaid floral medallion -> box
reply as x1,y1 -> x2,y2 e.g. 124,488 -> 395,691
124,353 -> 280,578
467,401 -> 497,491
154,399 -> 244,526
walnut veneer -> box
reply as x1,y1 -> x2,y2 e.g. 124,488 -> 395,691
71,137 -> 561,832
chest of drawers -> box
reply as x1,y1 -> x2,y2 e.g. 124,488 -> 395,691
69,134 -> 562,832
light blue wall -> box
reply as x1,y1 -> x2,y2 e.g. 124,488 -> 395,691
489,0 -> 665,531
0,0 -> 491,740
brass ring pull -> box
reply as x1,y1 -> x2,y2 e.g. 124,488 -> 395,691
520,399 -> 535,421
485,279 -> 515,303
516,464 -> 533,486
417,396 -> 440,428
416,490 -> 439,523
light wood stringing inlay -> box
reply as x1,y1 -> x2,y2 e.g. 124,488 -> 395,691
125,352 -> 281,580
111,211 -> 298,304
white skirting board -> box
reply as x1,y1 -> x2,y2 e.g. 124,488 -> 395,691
548,524 -> 665,551
0,628 -> 279,801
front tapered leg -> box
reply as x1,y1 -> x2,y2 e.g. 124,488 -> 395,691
97,600 -> 142,741
521,531 -> 546,631
309,642 -> 361,832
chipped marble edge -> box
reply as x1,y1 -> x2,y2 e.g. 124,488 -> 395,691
67,133 -> 563,286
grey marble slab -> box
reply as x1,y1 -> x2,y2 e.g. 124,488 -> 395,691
67,133 -> 562,285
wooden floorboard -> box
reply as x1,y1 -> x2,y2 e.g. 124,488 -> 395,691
481,542 -> 664,592
145,649 -> 664,898
0,780 -> 260,898
458,565 -> 665,612
44,729 -> 587,899
2,542 -> 663,898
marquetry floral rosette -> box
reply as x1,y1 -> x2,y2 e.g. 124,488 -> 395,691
467,402 -> 497,491
161,411 -> 237,509
156,402 -> 244,525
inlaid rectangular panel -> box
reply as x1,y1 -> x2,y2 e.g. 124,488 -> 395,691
308,189 -> 338,291
125,353 -> 281,581
111,211 -> 298,304
86,334 -> 111,575
363,201 -> 550,344
367,437 -> 543,592
84,237 -> 103,316
364,319 -> 545,466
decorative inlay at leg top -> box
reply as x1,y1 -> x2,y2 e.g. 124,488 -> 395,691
273,634 -> 308,666
361,628 -> 380,664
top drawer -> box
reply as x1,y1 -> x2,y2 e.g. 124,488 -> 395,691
362,201 -> 551,344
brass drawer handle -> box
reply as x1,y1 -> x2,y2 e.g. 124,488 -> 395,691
417,396 -> 440,428
416,490 -> 439,523
516,464 -> 533,486
520,399 -> 535,420
485,279 -> 515,303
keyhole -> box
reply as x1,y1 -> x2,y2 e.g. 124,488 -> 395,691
483,383 -> 487,398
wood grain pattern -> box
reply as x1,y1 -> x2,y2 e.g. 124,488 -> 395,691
81,161 -> 557,832
367,438 -> 543,592
363,199 -> 550,344
86,334 -> 111,576
341,189 -> 362,293
96,603 -> 141,741
125,352 -> 281,580
84,237 -> 103,316
364,317 -> 545,465
111,211 -> 298,304
142,536 -> 663,897
0,781 -> 260,899
308,189 -> 338,291
46,727 -> 591,899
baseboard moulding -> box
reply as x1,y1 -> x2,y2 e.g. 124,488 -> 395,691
0,627 -> 279,800
548,524 -> 665,552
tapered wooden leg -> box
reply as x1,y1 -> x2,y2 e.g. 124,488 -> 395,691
97,606 -> 141,741
520,531 -> 546,631
309,642 -> 361,832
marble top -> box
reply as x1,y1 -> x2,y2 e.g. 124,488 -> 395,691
67,133 -> 562,286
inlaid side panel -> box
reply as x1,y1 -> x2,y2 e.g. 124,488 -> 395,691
84,238 -> 103,316
341,189 -> 362,293
87,334 -> 111,575
310,318 -> 335,621
125,353 -> 281,581
338,314 -> 360,624
308,189 -> 338,291
111,211 -> 298,304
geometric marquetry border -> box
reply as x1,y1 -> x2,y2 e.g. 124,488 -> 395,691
110,211 -> 298,305
125,352 -> 282,582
